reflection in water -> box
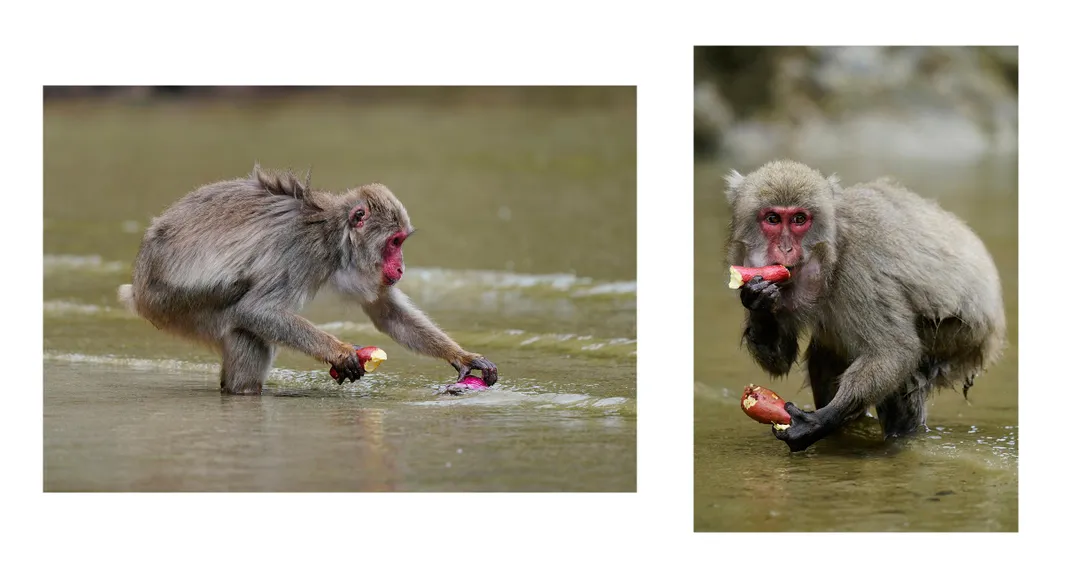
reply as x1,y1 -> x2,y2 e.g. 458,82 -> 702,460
694,156 -> 1018,531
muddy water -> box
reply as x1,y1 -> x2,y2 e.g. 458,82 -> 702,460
43,92 -> 636,491
694,156 -> 1018,531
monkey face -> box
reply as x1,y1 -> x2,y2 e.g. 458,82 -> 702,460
758,206 -> 812,269
381,229 -> 411,285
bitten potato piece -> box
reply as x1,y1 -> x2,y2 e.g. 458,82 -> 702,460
330,346 -> 387,380
728,265 -> 791,289
741,384 -> 791,430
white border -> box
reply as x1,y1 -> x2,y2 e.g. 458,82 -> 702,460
6,1 -> 1065,583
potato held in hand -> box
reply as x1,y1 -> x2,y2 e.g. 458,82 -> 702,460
741,384 -> 791,430
329,346 -> 387,381
446,375 -> 489,393
728,264 -> 791,289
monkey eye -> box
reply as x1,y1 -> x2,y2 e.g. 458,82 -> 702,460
764,213 -> 780,224
392,236 -> 402,247
791,213 -> 808,224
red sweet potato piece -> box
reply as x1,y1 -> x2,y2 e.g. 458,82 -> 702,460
728,265 -> 791,289
740,384 -> 791,427
329,345 -> 387,380
446,375 -> 488,392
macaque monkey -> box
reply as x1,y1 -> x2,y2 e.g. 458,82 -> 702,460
118,165 -> 498,394
725,160 -> 1005,452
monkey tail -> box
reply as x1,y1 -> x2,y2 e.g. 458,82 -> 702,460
117,284 -> 137,314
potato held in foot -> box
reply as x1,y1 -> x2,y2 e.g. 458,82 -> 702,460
741,384 -> 791,430
728,265 -> 791,289
330,346 -> 387,380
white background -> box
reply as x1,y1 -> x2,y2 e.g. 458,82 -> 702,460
3,1 -> 1065,584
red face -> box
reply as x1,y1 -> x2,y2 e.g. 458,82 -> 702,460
758,206 -> 811,268
381,230 -> 409,285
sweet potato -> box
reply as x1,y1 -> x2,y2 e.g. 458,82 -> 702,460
728,265 -> 791,289
740,384 -> 791,430
329,345 -> 387,380
446,375 -> 488,392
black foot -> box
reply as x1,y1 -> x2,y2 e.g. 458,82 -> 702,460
222,383 -> 263,395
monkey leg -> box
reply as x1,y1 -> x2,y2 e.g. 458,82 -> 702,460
220,329 -> 276,394
876,365 -> 934,438
875,391 -> 928,439
805,340 -> 848,409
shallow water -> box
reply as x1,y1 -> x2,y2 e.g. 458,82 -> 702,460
43,92 -> 636,492
694,155 -> 1018,531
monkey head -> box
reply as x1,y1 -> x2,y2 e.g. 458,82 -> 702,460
724,160 -> 838,274
331,183 -> 414,302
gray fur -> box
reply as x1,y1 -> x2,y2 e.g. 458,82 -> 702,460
726,160 -> 1005,440
118,165 -> 495,393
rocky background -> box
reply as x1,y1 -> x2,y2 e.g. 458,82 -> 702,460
694,46 -> 1018,162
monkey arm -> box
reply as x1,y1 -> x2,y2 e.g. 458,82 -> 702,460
738,275 -> 798,375
363,287 -> 498,385
775,343 -> 920,452
229,303 -> 355,367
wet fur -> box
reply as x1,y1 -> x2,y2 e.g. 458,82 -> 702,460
726,160 -> 1005,442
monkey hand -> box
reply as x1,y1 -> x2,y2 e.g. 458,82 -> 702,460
329,349 -> 365,384
453,354 -> 498,387
772,402 -> 834,452
740,275 -> 783,313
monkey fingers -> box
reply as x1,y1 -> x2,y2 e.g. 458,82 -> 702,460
329,353 -> 365,384
772,402 -> 834,452
470,356 -> 498,386
740,276 -> 782,313
453,355 -> 499,387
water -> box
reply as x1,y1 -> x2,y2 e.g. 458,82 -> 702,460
43,92 -> 637,492
694,155 -> 1018,531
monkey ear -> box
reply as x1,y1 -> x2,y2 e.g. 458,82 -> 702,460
348,204 -> 368,229
724,170 -> 745,204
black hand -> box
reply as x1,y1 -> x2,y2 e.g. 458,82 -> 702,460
773,402 -> 835,452
330,350 -> 365,384
740,275 -> 782,313
452,355 -> 498,386
471,356 -> 498,386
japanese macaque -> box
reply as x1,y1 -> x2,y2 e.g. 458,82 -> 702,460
118,165 -> 497,394
725,160 -> 1005,452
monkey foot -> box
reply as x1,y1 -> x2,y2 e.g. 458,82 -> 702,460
222,383 -> 263,395
772,402 -> 834,452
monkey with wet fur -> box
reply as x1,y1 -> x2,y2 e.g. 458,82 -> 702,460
725,160 -> 1004,452
118,165 -> 498,394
